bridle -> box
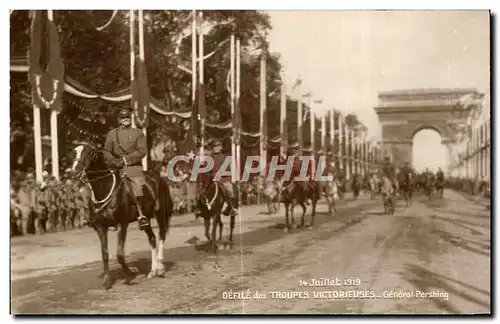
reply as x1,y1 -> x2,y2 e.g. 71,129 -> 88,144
199,181 -> 220,211
72,143 -> 122,213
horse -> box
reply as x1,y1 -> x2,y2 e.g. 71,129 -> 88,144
196,180 -> 236,252
351,174 -> 361,199
435,177 -> 444,199
381,176 -> 395,215
398,172 -> 413,208
318,177 -> 338,216
365,174 -> 379,200
424,173 -> 435,200
262,180 -> 281,214
71,142 -> 173,289
281,180 -> 320,232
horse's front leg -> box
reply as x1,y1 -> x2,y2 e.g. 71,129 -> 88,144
218,217 -> 224,241
308,199 -> 317,230
95,226 -> 112,289
211,214 -> 219,253
116,224 -> 134,282
204,217 -> 211,242
143,226 -> 158,279
228,215 -> 235,248
300,202 -> 307,228
284,203 -> 290,233
290,203 -> 297,229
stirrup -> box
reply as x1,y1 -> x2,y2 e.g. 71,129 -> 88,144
137,216 -> 150,230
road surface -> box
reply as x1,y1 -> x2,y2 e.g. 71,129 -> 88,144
11,190 -> 490,314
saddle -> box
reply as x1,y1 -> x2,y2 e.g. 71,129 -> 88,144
121,172 -> 160,211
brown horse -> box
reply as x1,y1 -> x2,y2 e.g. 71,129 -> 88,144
281,180 -> 320,232
381,176 -> 395,215
317,176 -> 338,216
71,142 -> 173,289
262,180 -> 281,214
196,181 -> 236,252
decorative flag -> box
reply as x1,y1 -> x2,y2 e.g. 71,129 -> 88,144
28,10 -> 65,113
291,77 -> 302,91
131,58 -> 150,128
184,86 -> 199,155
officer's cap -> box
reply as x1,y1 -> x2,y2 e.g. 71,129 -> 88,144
118,107 -> 133,118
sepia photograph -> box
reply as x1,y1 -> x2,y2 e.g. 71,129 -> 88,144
9,8 -> 491,315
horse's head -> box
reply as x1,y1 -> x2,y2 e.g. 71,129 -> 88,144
70,141 -> 106,181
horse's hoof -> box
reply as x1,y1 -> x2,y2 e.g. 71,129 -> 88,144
147,271 -> 156,279
103,275 -> 113,290
308,226 -> 313,230
283,227 -> 289,233
156,267 -> 166,277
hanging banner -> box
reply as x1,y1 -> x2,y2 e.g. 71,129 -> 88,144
131,59 -> 150,127
28,10 -> 65,113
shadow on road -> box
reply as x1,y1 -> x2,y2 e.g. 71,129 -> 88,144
11,200 -> 377,313
400,264 -> 490,313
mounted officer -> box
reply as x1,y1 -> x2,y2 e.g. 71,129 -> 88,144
435,167 -> 444,183
102,107 -> 149,230
381,156 -> 398,193
209,140 -> 238,217
400,161 -> 414,181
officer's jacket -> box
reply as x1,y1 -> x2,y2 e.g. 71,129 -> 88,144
104,127 -> 147,178
212,153 -> 231,182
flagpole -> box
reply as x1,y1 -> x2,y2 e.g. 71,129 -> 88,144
230,35 -> 236,183
280,72 -> 286,158
259,45 -> 267,176
138,9 -> 148,171
130,10 -> 136,130
236,38 -> 241,205
321,112 -> 326,152
198,11 -> 205,157
346,128 -> 352,179
339,115 -> 344,172
297,96 -> 303,156
329,108 -> 334,160
310,104 -> 315,178
47,10 -> 59,181
191,10 -> 198,154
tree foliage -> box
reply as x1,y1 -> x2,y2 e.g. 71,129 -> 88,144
10,10 -> 336,169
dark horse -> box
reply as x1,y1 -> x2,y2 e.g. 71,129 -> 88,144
435,177 -> 444,199
71,142 -> 173,289
351,174 -> 361,199
281,180 -> 320,232
196,180 -> 236,252
424,173 -> 435,200
398,172 -> 413,208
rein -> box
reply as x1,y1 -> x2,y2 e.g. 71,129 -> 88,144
200,182 -> 220,211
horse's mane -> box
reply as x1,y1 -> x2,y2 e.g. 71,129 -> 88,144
77,141 -> 109,171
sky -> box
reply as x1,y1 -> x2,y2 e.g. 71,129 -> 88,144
413,129 -> 448,172
267,10 -> 490,140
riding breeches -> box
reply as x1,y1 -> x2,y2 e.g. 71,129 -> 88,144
220,181 -> 235,200
127,176 -> 146,196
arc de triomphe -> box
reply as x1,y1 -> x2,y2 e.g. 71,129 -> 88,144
374,88 -> 481,170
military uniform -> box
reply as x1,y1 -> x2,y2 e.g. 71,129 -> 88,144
103,126 -> 147,194
102,107 -> 149,230
211,149 -> 237,216
436,170 -> 444,182
382,158 -> 398,192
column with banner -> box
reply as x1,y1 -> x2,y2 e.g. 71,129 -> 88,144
28,10 -> 65,182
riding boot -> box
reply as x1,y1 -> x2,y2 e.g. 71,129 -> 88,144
135,195 -> 150,230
